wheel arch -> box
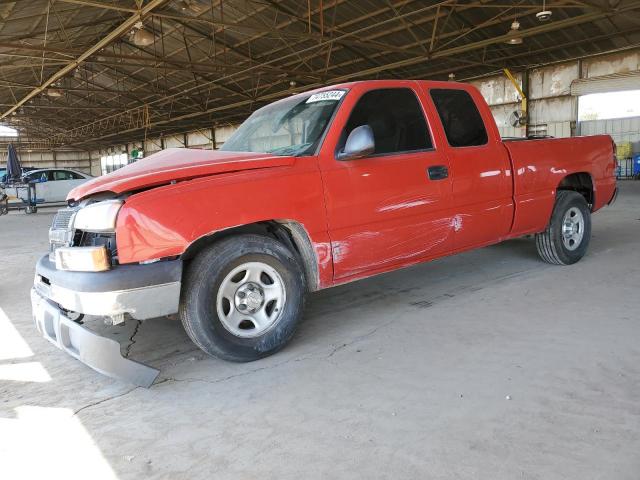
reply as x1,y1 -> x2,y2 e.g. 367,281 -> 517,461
180,220 -> 320,291
557,172 -> 594,209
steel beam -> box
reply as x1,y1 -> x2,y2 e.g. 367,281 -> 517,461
56,0 -> 139,13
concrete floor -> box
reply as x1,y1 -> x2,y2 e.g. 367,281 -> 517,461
1,182 -> 639,480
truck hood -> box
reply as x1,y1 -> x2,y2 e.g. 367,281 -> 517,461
69,148 -> 295,201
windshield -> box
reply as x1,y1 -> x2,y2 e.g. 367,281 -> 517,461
220,90 -> 345,156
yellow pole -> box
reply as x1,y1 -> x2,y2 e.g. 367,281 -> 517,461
503,68 -> 527,115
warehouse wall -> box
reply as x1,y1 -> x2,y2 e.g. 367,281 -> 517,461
582,50 -> 640,78
0,144 -> 94,175
470,71 -> 526,138
469,48 -> 640,139
579,116 -> 640,145
469,63 -> 578,138
90,125 -> 239,175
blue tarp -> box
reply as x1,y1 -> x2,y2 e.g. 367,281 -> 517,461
5,143 -> 22,182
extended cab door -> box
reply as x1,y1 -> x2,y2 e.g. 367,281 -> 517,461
318,82 -> 454,281
427,87 -> 514,250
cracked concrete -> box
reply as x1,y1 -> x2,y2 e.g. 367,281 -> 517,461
123,320 -> 142,358
1,182 -> 640,479
73,387 -> 139,416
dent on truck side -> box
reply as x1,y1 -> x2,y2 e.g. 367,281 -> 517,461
114,159 -> 334,289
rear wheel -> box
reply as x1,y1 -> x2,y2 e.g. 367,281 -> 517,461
180,234 -> 306,362
535,190 -> 591,265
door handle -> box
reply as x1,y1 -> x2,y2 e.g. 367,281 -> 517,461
427,165 -> 449,180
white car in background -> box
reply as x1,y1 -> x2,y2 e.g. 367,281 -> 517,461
4,168 -> 93,204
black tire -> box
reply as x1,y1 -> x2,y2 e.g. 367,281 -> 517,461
535,190 -> 591,265
179,234 -> 306,362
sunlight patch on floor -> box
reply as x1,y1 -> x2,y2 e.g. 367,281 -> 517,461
0,361 -> 51,382
0,306 -> 119,479
0,406 -> 119,480
0,306 -> 33,361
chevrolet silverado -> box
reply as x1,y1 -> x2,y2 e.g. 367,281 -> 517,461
32,80 -> 618,385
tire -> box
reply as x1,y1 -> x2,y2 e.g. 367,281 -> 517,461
535,190 -> 591,265
179,234 -> 306,362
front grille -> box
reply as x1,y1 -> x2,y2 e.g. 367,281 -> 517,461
49,207 -> 79,261
51,208 -> 76,230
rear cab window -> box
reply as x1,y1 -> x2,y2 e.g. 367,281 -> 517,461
430,89 -> 488,147
337,88 -> 433,156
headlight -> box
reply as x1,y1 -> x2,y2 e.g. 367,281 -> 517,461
73,200 -> 123,232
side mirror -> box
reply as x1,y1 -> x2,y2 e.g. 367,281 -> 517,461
337,125 -> 375,160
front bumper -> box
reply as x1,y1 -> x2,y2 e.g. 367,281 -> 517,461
32,288 -> 159,387
33,255 -> 182,320
32,255 -> 183,386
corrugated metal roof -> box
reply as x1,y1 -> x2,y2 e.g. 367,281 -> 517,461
0,0 -> 638,148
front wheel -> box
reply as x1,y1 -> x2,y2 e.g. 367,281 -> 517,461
535,190 -> 591,265
179,234 -> 306,362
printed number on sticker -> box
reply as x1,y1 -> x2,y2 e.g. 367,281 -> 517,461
306,90 -> 345,103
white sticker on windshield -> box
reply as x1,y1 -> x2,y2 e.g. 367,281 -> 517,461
306,90 -> 345,103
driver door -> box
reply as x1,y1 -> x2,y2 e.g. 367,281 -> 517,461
318,83 -> 454,282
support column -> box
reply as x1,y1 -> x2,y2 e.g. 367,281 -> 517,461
522,68 -> 530,133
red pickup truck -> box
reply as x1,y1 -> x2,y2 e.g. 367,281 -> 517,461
32,80 -> 617,385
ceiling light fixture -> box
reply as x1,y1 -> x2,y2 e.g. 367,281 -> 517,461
505,20 -> 523,45
46,88 -> 63,98
536,0 -> 552,21
131,20 -> 155,47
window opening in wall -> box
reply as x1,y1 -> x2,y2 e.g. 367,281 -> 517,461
100,153 -> 128,175
578,90 -> 640,121
0,125 -> 18,136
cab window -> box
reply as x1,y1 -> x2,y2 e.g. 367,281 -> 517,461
338,88 -> 433,156
430,89 -> 488,147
